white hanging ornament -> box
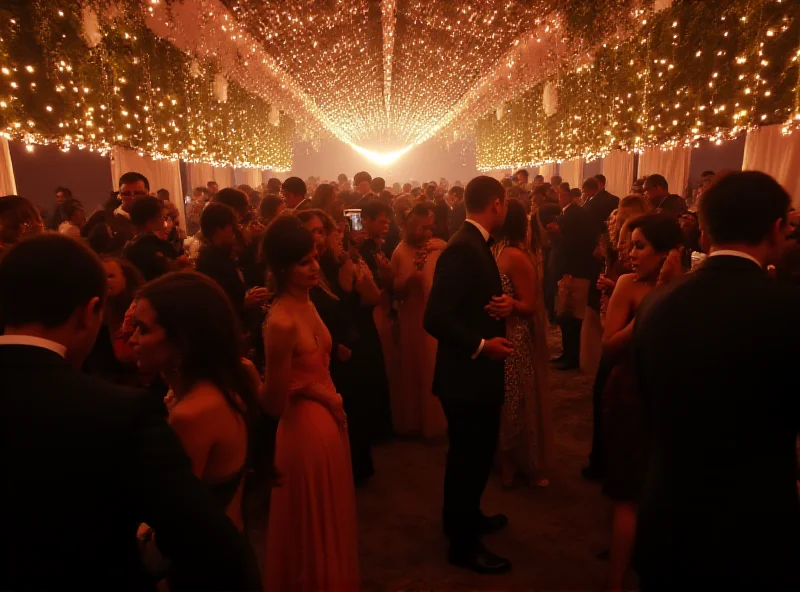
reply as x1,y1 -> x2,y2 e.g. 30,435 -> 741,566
81,5 -> 103,48
189,60 -> 202,79
543,81 -> 558,117
213,74 -> 228,103
495,101 -> 505,121
268,105 -> 280,127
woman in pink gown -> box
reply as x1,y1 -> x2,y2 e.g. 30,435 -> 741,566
390,203 -> 448,439
261,216 -> 360,592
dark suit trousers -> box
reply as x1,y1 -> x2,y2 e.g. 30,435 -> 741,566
557,316 -> 582,364
440,399 -> 502,552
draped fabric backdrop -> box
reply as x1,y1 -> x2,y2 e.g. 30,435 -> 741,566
638,145 -> 691,197
0,138 -> 17,196
602,150 -> 635,199
559,158 -> 584,190
742,125 -> 800,207
233,167 -> 263,189
539,162 -> 557,181
185,162 -> 234,191
110,148 -> 185,220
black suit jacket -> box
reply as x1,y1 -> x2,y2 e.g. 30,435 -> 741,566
633,255 -> 800,585
550,203 -> 596,279
423,222 -> 505,407
583,189 -> 619,235
0,345 -> 260,591
196,244 -> 246,321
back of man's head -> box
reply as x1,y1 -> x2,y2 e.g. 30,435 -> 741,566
371,177 -> 386,193
0,234 -> 106,328
645,174 -> 668,191
215,187 -> 250,218
130,195 -> 164,229
282,177 -> 307,198
267,177 -> 282,194
465,176 -> 505,214
201,202 -> 238,239
699,171 -> 790,247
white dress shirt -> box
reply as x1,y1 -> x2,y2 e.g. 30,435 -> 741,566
465,218 -> 492,359
0,335 -> 67,358
708,249 -> 762,268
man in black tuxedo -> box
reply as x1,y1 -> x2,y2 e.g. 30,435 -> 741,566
633,171 -> 800,590
0,235 -> 260,591
548,187 -> 596,370
644,173 -> 687,217
424,176 -> 514,574
583,175 -> 619,236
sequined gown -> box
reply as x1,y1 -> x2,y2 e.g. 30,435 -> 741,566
496,247 -> 553,478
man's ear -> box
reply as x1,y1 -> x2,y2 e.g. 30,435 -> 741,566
75,296 -> 102,330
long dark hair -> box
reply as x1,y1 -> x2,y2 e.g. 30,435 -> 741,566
497,198 -> 529,247
261,215 -> 315,294
137,271 -> 257,424
101,257 -> 144,328
310,183 -> 336,214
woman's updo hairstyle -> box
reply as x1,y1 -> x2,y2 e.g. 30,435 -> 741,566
626,213 -> 683,254
262,215 -> 315,293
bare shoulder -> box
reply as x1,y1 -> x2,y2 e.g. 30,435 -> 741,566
264,302 -> 297,337
170,383 -> 228,426
428,238 -> 447,250
615,273 -> 636,291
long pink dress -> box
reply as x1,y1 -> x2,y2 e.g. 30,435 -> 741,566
264,329 -> 360,592
390,240 -> 448,440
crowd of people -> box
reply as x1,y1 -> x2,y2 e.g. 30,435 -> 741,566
0,163 -> 798,591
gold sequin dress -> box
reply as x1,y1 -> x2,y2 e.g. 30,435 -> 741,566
495,244 -> 554,479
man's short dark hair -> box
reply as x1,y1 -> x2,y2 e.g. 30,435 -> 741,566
559,182 -> 571,192
449,186 -> 464,200
215,187 -> 249,216
267,178 -> 282,193
701,170 -> 715,178
362,200 -> 392,221
569,188 -> 582,199
514,169 -> 529,179
260,195 -> 284,220
353,171 -> 372,187
409,202 -> 433,220
0,234 -> 106,327
582,177 -> 600,192
534,174 -> 544,182
130,195 -> 164,228
594,174 -> 607,185
118,171 -> 150,191
62,199 -> 83,220
644,174 -> 669,190
282,177 -> 307,197
207,180 -> 218,187
699,171 -> 790,246
464,176 -> 505,214
156,188 -> 169,199
201,202 -> 238,238
371,177 -> 386,193
55,186 -> 72,197
337,173 -> 348,183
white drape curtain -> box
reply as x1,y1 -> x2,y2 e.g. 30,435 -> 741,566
559,158 -> 584,189
185,162 -> 234,191
602,150 -> 635,198
638,145 -> 691,197
110,147 -> 185,220
742,124 -> 800,207
233,167 -> 263,189
539,162 -> 557,181
0,138 -> 17,196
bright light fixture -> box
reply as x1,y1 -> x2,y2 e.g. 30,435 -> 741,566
348,143 -> 413,167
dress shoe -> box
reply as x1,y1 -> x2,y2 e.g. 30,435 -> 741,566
479,513 -> 508,535
448,545 -> 512,575
553,360 -> 580,371
581,464 -> 604,482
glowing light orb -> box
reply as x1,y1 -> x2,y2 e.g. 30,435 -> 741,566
348,143 -> 413,167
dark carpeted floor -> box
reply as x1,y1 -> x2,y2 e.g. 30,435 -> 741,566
355,329 -> 614,591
